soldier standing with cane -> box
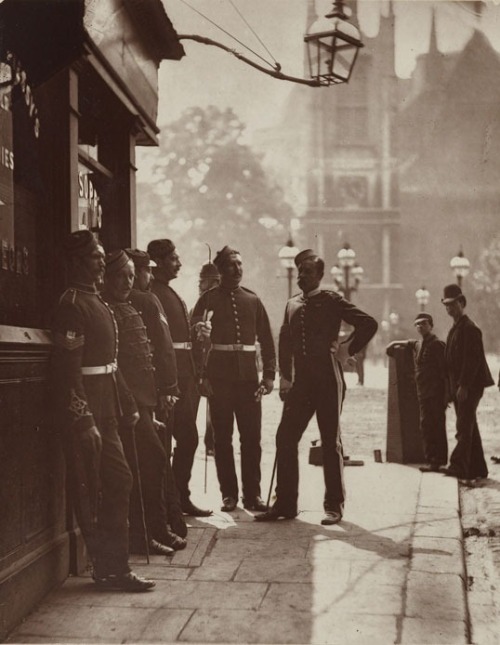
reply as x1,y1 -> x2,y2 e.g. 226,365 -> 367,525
51,230 -> 155,591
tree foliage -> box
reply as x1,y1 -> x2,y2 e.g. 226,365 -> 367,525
137,106 -> 294,291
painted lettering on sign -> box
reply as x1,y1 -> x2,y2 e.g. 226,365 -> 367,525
78,170 -> 103,231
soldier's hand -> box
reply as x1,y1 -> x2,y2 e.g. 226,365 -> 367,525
79,425 -> 102,455
122,411 -> 140,428
332,341 -> 356,368
159,394 -> 178,413
195,321 -> 212,341
279,377 -> 293,401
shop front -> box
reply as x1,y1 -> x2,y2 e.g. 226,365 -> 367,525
0,0 -> 183,637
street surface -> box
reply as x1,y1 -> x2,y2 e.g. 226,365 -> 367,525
7,360 -> 500,644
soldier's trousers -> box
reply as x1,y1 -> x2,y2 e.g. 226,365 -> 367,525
275,360 -> 346,514
418,394 -> 447,466
171,373 -> 200,505
450,389 -> 488,479
210,379 -> 262,501
66,416 -> 133,576
120,406 -> 170,546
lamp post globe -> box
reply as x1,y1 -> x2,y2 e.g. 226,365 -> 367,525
415,286 -> 430,312
279,237 -> 299,299
333,243 -> 363,302
450,248 -> 470,288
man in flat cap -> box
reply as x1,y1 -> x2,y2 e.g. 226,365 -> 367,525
126,248 -> 187,541
51,231 -> 154,591
409,312 -> 448,472
440,284 -> 493,481
192,245 -> 275,513
147,239 -> 211,517
256,249 -> 377,525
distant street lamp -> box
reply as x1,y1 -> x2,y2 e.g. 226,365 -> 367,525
331,243 -> 364,301
415,286 -> 430,312
450,248 -> 470,288
278,236 -> 299,299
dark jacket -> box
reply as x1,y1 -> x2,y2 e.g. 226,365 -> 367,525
51,283 -> 137,432
129,289 -> 179,396
192,285 -> 276,382
151,273 -> 195,379
445,314 -> 494,395
279,289 -> 378,382
409,334 -> 446,400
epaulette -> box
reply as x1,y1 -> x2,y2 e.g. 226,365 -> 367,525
59,288 -> 78,305
240,286 -> 257,296
323,290 -> 343,301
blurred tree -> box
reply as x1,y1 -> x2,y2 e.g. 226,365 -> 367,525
471,235 -> 500,352
137,106 -> 295,292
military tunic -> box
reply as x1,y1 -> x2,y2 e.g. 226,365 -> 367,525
192,285 -> 276,502
409,334 -> 448,467
51,282 -> 136,576
274,289 -> 377,515
151,273 -> 199,506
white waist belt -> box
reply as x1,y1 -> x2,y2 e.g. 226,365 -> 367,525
81,362 -> 117,375
212,344 -> 256,352
172,342 -> 192,350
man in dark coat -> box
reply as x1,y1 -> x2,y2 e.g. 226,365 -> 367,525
192,246 -> 276,513
147,239 -> 212,517
440,284 -> 494,481
102,250 -> 186,554
409,312 -> 448,472
51,230 -> 154,592
256,250 -> 377,526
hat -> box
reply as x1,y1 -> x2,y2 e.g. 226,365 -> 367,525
63,230 -> 100,257
125,248 -> 156,268
441,284 -> 464,304
147,239 -> 175,262
105,250 -> 132,274
294,249 -> 317,268
213,245 -> 239,270
414,312 -> 434,326
199,262 -> 220,279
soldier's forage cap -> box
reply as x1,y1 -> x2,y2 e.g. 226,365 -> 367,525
294,249 -> 317,268
105,250 -> 132,274
213,245 -> 240,270
125,248 -> 156,268
441,283 -> 464,304
199,262 -> 220,279
414,312 -> 434,326
147,239 -> 175,261
64,230 -> 100,257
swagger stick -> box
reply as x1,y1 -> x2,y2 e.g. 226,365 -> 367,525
130,426 -> 150,564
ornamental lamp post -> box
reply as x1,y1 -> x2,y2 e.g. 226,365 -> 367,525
305,0 -> 364,85
331,243 -> 363,301
278,236 -> 299,299
415,286 -> 430,312
450,248 -> 470,288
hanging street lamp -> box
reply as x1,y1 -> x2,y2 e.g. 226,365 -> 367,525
450,248 -> 470,288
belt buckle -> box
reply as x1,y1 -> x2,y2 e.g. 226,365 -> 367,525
234,343 -> 243,351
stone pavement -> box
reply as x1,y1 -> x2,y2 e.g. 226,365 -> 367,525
8,446 -> 469,643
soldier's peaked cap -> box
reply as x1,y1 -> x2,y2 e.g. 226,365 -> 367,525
63,229 -> 99,257
125,248 -> 156,268
294,249 -> 317,267
200,262 -> 220,279
105,250 -> 131,274
213,245 -> 240,269
414,312 -> 433,326
147,239 -> 175,261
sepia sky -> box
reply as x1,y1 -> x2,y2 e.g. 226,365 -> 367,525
153,0 -> 500,140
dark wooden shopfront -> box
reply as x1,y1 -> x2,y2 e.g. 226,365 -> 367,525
0,1 -> 183,637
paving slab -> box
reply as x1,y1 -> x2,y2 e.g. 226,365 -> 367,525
400,617 -> 467,644
405,571 -> 466,621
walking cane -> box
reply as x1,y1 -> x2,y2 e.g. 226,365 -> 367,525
130,425 -> 150,564
266,451 -> 278,509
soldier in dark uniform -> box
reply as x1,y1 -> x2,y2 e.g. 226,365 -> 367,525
125,248 -> 187,540
256,250 -> 377,526
408,313 -> 448,472
51,230 -> 154,591
440,284 -> 494,481
147,239 -> 212,517
102,250 -> 186,553
192,246 -> 276,513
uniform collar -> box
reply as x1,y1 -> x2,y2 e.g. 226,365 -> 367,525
70,281 -> 97,294
302,287 -> 321,299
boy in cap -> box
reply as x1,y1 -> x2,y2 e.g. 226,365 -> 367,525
51,231 -> 154,591
409,312 -> 448,472
440,284 -> 494,481
147,239 -> 212,517
192,245 -> 276,513
256,249 -> 377,525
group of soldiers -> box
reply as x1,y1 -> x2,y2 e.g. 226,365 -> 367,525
389,282 -> 495,484
51,231 -> 379,592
